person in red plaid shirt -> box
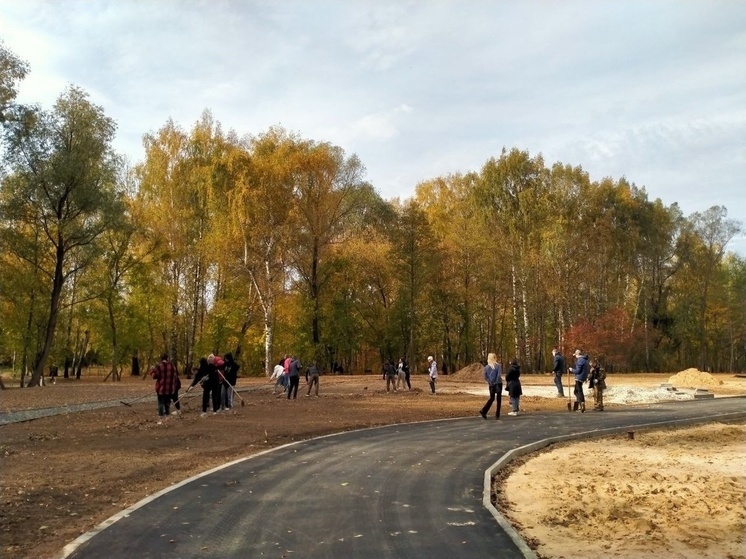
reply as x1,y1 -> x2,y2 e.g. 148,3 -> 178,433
151,353 -> 180,420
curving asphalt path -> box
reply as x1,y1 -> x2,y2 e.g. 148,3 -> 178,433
62,397 -> 745,559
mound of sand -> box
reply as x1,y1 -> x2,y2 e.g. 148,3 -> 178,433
668,368 -> 723,388
451,362 -> 484,381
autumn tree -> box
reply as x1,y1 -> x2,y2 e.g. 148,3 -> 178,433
1,86 -> 122,386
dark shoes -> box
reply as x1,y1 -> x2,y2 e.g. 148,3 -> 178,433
480,410 -> 487,419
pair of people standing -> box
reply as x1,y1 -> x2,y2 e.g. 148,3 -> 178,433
396,358 -> 410,390
480,354 -> 522,417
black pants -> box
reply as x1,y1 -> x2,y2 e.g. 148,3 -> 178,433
574,381 -> 585,404
287,375 -> 299,399
405,372 -> 411,390
157,394 -> 172,416
481,383 -> 502,418
202,384 -> 220,412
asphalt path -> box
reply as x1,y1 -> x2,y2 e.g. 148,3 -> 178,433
63,397 -> 745,559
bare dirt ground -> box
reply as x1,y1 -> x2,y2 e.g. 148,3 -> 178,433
1,370 -> 744,559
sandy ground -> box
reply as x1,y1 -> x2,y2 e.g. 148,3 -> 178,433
497,423 -> 746,559
0,370 -> 744,559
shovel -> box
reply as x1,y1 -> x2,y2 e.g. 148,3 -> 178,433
567,367 -> 572,412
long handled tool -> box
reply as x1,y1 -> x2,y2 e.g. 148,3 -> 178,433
567,366 -> 572,412
218,370 -> 245,407
120,391 -> 154,407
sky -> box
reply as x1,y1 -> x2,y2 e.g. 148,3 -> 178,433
2,0 -> 745,253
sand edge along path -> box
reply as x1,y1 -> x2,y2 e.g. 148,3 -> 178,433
497,422 -> 746,559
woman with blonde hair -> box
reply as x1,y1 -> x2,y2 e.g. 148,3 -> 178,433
479,352 -> 503,420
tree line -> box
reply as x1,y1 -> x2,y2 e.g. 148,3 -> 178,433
1,43 -> 743,388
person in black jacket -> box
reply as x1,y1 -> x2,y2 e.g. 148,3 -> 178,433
190,356 -> 220,416
551,348 -> 566,397
221,353 -> 240,410
505,359 -> 522,416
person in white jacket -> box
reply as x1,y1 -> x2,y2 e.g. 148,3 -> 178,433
270,359 -> 286,394
427,355 -> 438,394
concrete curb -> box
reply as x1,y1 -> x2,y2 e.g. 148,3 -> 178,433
482,410 -> 746,559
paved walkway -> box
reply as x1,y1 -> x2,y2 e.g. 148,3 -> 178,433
60,397 -> 745,559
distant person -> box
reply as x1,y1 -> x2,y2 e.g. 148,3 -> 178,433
396,358 -> 407,390
221,352 -> 240,410
306,361 -> 320,397
588,359 -> 606,411
151,353 -> 179,422
427,355 -> 438,394
551,348 -> 566,397
569,349 -> 589,412
383,359 -> 397,392
287,355 -> 302,399
505,358 -> 522,416
480,353 -> 503,420
402,359 -> 411,390
270,358 -> 286,394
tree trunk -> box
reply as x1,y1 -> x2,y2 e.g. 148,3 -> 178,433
75,330 -> 89,379
30,240 -> 66,387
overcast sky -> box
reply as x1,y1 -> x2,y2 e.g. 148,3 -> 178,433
2,0 -> 744,253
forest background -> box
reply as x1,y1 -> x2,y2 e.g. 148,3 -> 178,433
1,42 -> 744,388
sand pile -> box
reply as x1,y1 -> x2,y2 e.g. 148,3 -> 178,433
668,368 -> 723,388
451,362 -> 484,382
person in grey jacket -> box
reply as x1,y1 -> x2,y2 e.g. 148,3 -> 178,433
479,353 -> 503,419
287,356 -> 302,399
551,348 -> 566,397
569,349 -> 589,412
305,362 -> 320,397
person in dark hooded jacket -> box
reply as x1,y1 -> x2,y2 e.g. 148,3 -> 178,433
221,352 -> 240,410
505,359 -> 522,416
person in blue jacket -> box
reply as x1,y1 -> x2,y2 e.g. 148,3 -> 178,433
569,349 -> 589,412
479,353 -> 503,419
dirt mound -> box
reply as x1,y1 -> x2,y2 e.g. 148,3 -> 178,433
668,368 -> 723,388
451,362 -> 484,381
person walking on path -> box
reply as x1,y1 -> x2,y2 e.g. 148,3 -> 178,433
151,353 -> 179,422
479,353 -> 503,419
427,356 -> 438,394
221,352 -> 240,410
305,362 -> 320,397
190,356 -> 220,416
287,356 -> 302,399
569,349 -> 589,412
551,348 -> 566,397
505,358 -> 522,416
588,359 -> 606,411
383,360 -> 397,392
396,358 -> 407,390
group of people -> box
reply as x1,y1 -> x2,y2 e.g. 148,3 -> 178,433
382,358 -> 412,392
150,352 -> 240,420
151,347 -> 607,422
269,355 -> 320,399
551,348 -> 606,412
479,348 -> 607,419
